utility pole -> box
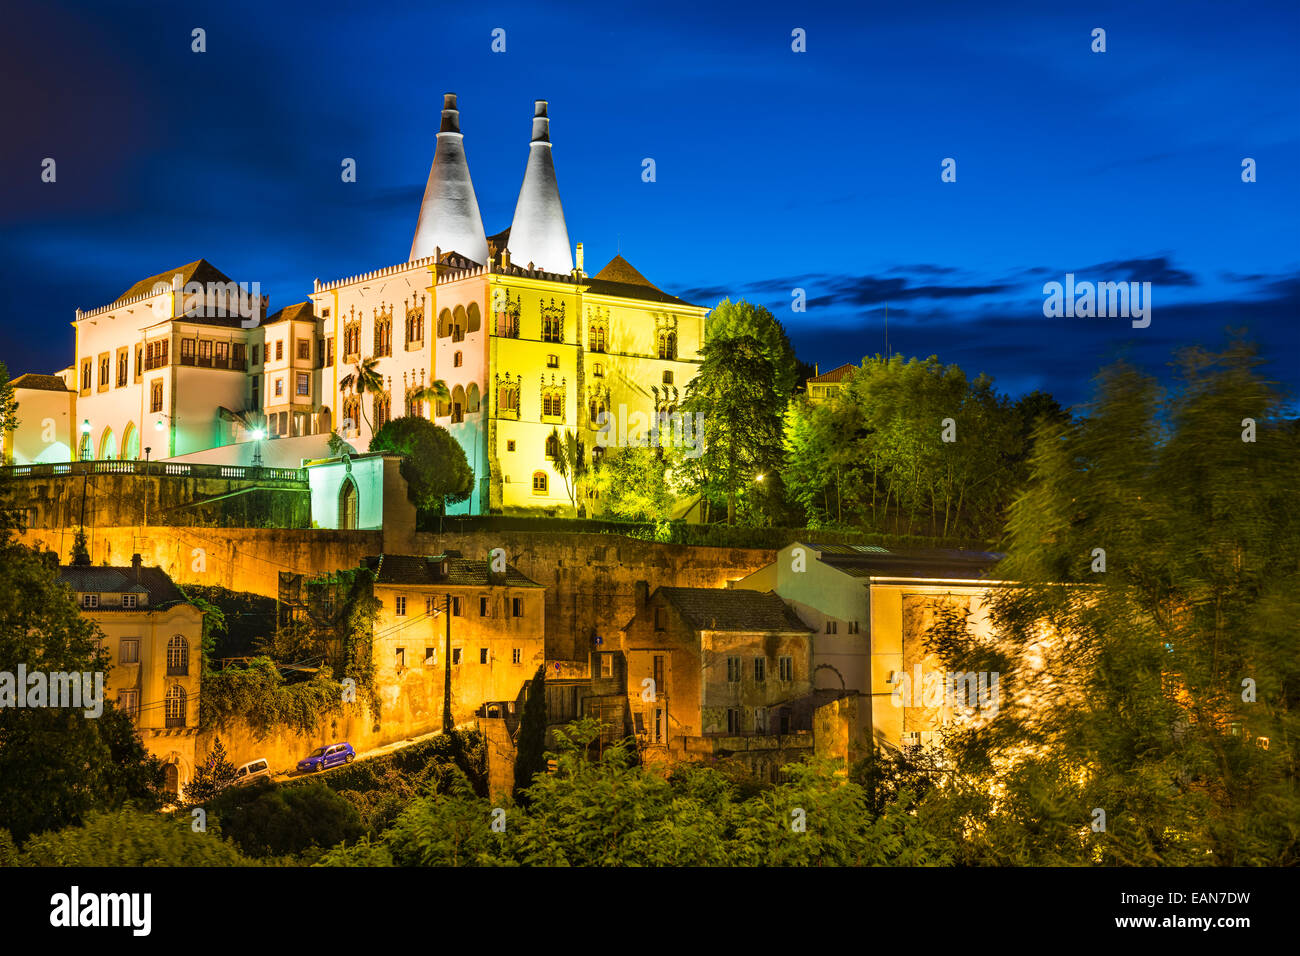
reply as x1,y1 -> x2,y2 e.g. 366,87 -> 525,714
442,592 -> 453,732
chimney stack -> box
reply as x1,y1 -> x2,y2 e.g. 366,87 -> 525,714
506,99 -> 573,274
409,94 -> 489,265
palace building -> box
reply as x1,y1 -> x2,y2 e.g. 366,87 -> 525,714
4,93 -> 710,516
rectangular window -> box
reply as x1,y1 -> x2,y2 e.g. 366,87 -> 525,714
726,708 -> 742,735
600,653 -> 614,679
151,380 -> 163,413
297,339 -> 310,360
274,378 -> 283,397
426,596 -> 436,616
395,647 -> 405,669
215,342 -> 229,368
232,343 -> 246,369
653,655 -> 665,695
326,338 -> 335,365
754,657 -> 766,682
452,648 -> 462,666
825,620 -> 837,634
82,593 -> 99,609
395,595 -> 406,616
122,594 -> 138,609
848,620 -> 860,634
118,690 -> 139,720
452,597 -> 462,617
116,351 -> 128,387
654,707 -> 664,743
296,372 -> 309,396
727,656 -> 741,682
135,346 -> 143,381
778,656 -> 794,681
506,440 -> 515,452
252,344 -> 261,366
512,597 -> 523,618
181,339 -> 195,364
754,707 -> 767,734
198,340 -> 213,366
546,354 -> 559,368
275,340 -> 284,361
662,370 -> 673,385
479,596 -> 489,617
120,639 -> 139,664
512,648 -> 521,665
653,606 -> 667,631
425,647 -> 435,665
479,648 -> 488,665
80,359 -> 92,393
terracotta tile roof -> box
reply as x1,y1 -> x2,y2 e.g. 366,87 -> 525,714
801,543 -> 1003,580
265,301 -> 315,325
12,373 -> 72,392
115,259 -> 235,304
656,586 -> 810,633
585,255 -> 699,308
58,564 -> 190,609
364,553 -> 543,589
808,363 -> 856,384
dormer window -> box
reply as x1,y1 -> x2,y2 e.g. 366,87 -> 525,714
122,594 -> 138,609
82,594 -> 99,609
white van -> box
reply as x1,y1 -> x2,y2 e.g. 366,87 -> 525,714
231,758 -> 271,786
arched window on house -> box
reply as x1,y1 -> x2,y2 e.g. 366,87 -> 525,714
545,433 -> 560,459
98,427 -> 116,460
658,330 -> 677,360
466,383 -> 480,413
122,422 -> 139,460
498,383 -> 519,417
167,635 -> 189,675
374,392 -> 391,432
451,385 -> 466,424
78,431 -> 91,461
339,477 -> 359,530
165,685 -> 187,728
532,471 -> 548,495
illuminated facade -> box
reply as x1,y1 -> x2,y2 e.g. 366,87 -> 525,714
5,93 -> 709,516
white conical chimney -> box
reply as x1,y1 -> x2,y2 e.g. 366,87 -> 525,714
410,93 -> 489,265
506,100 -> 573,275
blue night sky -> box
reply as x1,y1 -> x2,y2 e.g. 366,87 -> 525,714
2,0 -> 1296,408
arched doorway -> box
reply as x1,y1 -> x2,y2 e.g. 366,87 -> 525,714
122,422 -> 139,460
163,762 -> 179,797
339,477 -> 358,529
98,427 -> 116,460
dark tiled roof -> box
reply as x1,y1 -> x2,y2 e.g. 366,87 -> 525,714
12,373 -> 72,392
265,301 -> 314,325
58,564 -> 190,608
657,587 -> 810,633
802,543 -> 1002,581
808,363 -> 856,384
364,553 -> 543,589
586,255 -> 699,308
115,259 -> 235,304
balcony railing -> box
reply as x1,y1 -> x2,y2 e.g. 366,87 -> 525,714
166,663 -> 189,676
1,460 -> 308,482
165,716 -> 187,729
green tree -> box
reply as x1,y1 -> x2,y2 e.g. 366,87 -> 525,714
0,361 -> 18,463
0,537 -> 165,843
211,780 -> 365,860
369,416 -> 473,513
680,335 -> 784,524
340,356 -> 384,434
549,427 -> 587,514
513,665 -> 548,804
411,379 -> 451,415
930,338 -> 1300,865
15,808 -> 249,866
185,736 -> 239,805
587,446 -> 676,524
704,299 -> 800,399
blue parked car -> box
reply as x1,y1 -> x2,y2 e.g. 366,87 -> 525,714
297,742 -> 356,773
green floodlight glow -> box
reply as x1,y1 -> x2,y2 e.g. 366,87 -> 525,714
81,419 -> 91,435
155,419 -> 165,432
250,428 -> 266,441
